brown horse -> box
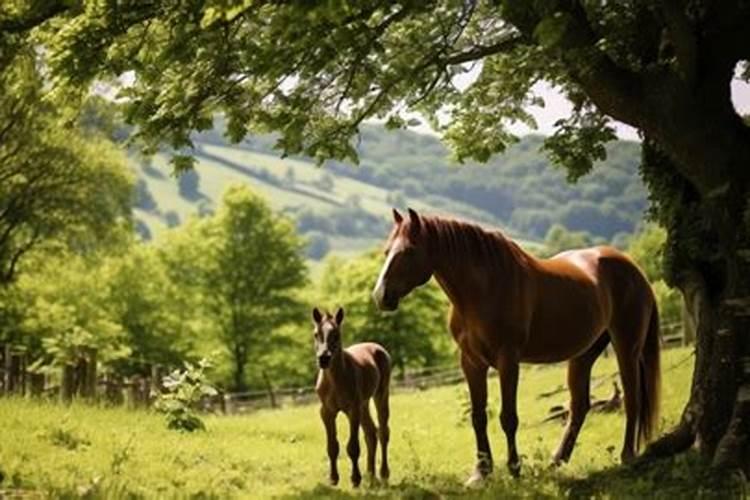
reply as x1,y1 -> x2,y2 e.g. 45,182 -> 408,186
312,307 -> 392,487
372,209 -> 660,484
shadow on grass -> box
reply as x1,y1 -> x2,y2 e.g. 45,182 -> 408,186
277,471 -> 563,499
279,454 -> 747,499
560,452 -> 747,499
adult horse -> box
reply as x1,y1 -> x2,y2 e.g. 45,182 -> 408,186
372,208 -> 660,484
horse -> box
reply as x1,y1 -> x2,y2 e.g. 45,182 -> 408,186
372,209 -> 660,484
312,307 -> 392,487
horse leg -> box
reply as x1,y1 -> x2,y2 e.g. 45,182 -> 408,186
374,384 -> 390,481
552,332 -> 610,465
346,408 -> 362,487
498,356 -> 521,478
610,323 -> 643,464
461,353 -> 492,485
360,402 -> 378,484
320,406 -> 339,485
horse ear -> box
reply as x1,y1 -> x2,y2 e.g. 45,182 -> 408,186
407,207 -> 421,233
392,208 -> 403,224
335,307 -> 345,325
312,307 -> 322,324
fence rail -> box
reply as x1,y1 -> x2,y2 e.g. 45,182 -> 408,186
0,329 -> 690,414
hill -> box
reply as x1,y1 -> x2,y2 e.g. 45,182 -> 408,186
132,124 -> 646,262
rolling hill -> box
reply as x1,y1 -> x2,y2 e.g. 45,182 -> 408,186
131,125 -> 645,265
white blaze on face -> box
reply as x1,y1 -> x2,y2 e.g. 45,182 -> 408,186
372,238 -> 403,307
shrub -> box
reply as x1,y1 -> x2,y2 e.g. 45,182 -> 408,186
153,359 -> 217,432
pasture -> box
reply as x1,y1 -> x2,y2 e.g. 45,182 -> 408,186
1,346 -> 726,499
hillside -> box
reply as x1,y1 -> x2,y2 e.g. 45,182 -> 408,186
132,124 -> 646,262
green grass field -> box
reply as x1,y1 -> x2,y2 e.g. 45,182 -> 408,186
2,346 -> 734,499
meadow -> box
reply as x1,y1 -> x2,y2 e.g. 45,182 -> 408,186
3,346 -> 735,499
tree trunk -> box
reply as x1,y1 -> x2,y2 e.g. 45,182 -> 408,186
639,136 -> 750,475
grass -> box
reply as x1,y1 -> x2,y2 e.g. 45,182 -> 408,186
2,347 -> 732,499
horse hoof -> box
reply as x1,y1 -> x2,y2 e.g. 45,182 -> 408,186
549,455 -> 566,468
329,475 -> 339,486
465,470 -> 489,488
351,475 -> 362,488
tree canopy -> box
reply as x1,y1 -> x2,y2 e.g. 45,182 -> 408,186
159,185 -> 308,390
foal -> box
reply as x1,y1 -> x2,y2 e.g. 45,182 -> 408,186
312,307 -> 391,487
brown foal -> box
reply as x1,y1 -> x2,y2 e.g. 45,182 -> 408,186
373,209 -> 661,484
312,307 -> 392,487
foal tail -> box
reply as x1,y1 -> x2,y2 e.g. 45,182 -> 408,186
638,304 -> 661,448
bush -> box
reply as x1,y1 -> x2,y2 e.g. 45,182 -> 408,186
153,359 -> 217,432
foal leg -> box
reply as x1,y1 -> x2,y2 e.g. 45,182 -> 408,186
320,406 -> 340,485
374,388 -> 390,481
498,356 -> 521,478
360,402 -> 378,484
346,408 -> 362,487
461,353 -> 493,485
552,333 -> 609,465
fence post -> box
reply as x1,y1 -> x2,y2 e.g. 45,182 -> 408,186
262,371 -> 277,409
29,372 -> 45,397
61,363 -> 75,403
82,348 -> 97,399
104,373 -> 124,405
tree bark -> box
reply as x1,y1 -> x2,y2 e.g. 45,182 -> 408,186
640,131 -> 750,474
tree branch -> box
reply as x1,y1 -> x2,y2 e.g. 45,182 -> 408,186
660,0 -> 698,85
443,34 -> 523,65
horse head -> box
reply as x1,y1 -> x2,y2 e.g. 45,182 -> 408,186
372,208 -> 433,311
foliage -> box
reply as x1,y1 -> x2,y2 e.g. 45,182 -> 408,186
0,347 -> 711,498
153,359 -> 217,432
9,251 -> 130,370
627,223 -> 682,328
158,185 -> 308,390
318,252 -> 453,374
0,50 -> 134,285
538,223 -> 595,258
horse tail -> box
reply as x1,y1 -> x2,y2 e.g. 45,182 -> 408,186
638,302 -> 661,448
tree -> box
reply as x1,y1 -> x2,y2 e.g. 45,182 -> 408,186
627,224 -> 682,332
318,252 -> 453,376
539,223 -> 594,258
0,50 -> 133,285
13,0 -> 750,472
102,243 -> 195,376
161,186 -> 308,391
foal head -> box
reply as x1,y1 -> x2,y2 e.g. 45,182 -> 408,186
372,208 -> 433,311
312,307 -> 344,369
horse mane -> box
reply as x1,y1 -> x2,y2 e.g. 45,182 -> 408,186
417,215 -> 533,271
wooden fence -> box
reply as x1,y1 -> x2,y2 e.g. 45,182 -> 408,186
0,328 -> 689,414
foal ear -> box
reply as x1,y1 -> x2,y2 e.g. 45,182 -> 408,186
392,208 -> 403,224
334,307 -> 345,325
312,307 -> 323,324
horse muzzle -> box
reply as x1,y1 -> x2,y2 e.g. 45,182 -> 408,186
317,353 -> 332,368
